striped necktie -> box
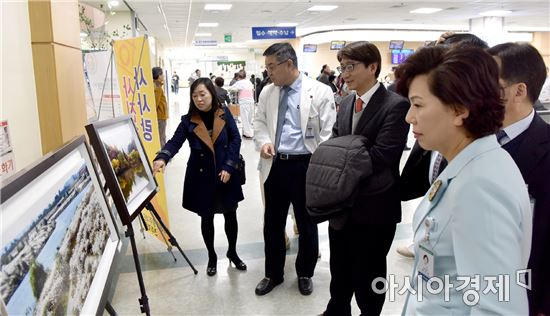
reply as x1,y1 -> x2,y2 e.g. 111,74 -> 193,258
496,130 -> 508,145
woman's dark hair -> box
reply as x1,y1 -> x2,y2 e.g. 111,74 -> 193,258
395,46 -> 504,138
188,78 -> 222,115
152,67 -> 163,80
214,76 -> 225,87
337,41 -> 382,78
320,64 -> 328,73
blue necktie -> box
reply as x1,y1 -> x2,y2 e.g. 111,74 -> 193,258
274,86 -> 290,153
496,130 -> 508,145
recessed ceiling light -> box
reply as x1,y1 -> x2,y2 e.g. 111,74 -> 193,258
307,5 -> 338,11
410,8 -> 443,14
204,4 -> 232,11
195,33 -> 212,37
277,22 -> 298,27
198,22 -> 219,27
108,0 -> 119,7
479,10 -> 512,16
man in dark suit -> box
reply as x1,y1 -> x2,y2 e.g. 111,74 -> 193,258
321,41 -> 409,316
488,42 -> 550,316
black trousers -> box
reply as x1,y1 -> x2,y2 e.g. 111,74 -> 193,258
324,222 -> 396,316
263,157 -> 319,281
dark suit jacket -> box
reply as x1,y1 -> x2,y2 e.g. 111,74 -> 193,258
332,85 -> 409,225
215,86 -> 231,106
502,113 -> 550,315
400,142 -> 432,201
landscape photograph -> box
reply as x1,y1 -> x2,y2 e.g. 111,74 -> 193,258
0,161 -> 111,315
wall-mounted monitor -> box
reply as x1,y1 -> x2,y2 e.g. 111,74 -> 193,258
389,40 -> 405,50
303,44 -> 318,53
330,41 -> 346,50
391,49 -> 415,64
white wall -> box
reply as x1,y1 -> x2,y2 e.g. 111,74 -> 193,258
1,1 -> 42,170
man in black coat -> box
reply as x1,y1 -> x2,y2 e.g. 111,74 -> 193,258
321,41 -> 409,316
488,42 -> 550,316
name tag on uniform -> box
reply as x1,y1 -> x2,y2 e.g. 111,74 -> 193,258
418,244 -> 435,281
305,126 -> 315,139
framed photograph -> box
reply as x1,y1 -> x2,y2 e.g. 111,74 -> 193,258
0,136 -> 120,315
85,115 -> 158,225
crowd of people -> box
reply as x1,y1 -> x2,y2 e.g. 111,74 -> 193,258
151,33 -> 549,315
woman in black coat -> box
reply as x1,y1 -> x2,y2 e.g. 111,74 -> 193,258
153,78 -> 246,276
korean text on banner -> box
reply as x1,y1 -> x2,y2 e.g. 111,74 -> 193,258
113,36 -> 170,241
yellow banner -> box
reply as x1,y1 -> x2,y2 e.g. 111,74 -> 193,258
113,36 -> 170,242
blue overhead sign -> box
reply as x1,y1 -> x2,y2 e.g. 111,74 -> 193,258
252,27 -> 296,40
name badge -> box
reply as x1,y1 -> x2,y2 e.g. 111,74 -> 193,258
305,126 -> 315,139
417,244 -> 435,281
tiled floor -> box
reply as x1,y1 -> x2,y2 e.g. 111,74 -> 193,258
106,89 -> 420,315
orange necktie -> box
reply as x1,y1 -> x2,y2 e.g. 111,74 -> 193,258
355,97 -> 364,113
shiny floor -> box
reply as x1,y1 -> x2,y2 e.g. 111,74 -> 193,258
106,89 -> 420,315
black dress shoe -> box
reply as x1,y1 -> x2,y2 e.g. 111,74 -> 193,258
298,277 -> 313,295
255,277 -> 283,296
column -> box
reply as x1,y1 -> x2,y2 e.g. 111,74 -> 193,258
28,0 -> 87,154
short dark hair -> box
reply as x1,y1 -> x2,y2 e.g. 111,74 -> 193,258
238,70 -> 246,79
441,33 -> 488,49
214,77 -> 224,87
321,64 -> 328,73
152,67 -> 163,80
395,46 -> 504,138
263,43 -> 298,69
188,78 -> 222,115
337,41 -> 382,78
487,43 -> 547,105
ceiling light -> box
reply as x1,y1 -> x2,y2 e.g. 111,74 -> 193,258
204,4 -> 232,10
277,22 -> 298,27
108,0 -> 119,7
307,5 -> 338,11
479,10 -> 512,16
195,33 -> 212,37
198,22 -> 219,27
410,8 -> 443,14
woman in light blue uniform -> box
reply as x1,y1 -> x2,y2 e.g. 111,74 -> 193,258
395,46 -> 532,314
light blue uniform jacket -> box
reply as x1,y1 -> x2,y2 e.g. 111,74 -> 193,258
403,135 -> 532,315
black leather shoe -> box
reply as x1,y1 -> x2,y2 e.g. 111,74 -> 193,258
255,277 -> 283,296
298,277 -> 313,295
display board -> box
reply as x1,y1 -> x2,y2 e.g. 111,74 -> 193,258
0,136 -> 119,315
86,115 -> 158,225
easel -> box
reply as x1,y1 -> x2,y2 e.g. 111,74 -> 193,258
118,195 -> 198,316
92,36 -> 197,316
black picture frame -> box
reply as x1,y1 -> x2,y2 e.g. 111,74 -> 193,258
0,136 -> 119,315
85,115 -> 158,225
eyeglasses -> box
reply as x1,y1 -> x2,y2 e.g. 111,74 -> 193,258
337,63 -> 360,73
265,60 -> 288,72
